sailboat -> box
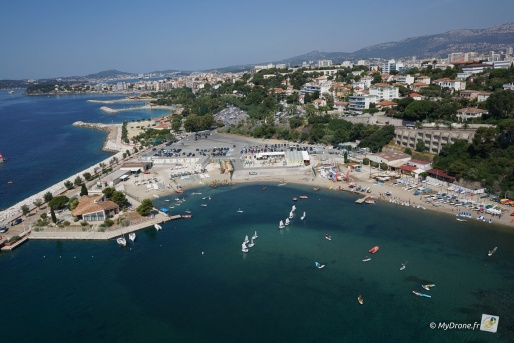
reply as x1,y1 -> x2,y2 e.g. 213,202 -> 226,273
325,233 -> 331,241
285,218 -> 290,226
242,242 -> 249,253
128,233 -> 136,242
247,237 -> 255,248
300,211 -> 306,220
488,247 -> 497,256
291,205 -> 296,212
279,220 -> 285,229
237,208 -> 244,213
315,262 -> 325,269
154,223 -> 162,231
244,235 -> 249,244
289,211 -> 293,219
252,231 -> 258,240
422,284 -> 435,291
116,236 -> 127,247
358,295 -> 363,305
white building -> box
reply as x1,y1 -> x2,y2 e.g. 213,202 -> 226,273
369,83 -> 399,101
433,78 -> 466,92
318,60 -> 333,67
348,95 -> 378,113
381,59 -> 405,74
456,108 -> 489,121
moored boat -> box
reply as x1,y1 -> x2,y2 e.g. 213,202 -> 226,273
181,214 -> 192,218
128,233 -> 136,242
154,223 -> 162,231
369,246 -> 379,254
365,199 -> 376,204
116,237 -> 127,247
362,257 -> 371,262
299,195 -> 308,199
313,187 -> 320,191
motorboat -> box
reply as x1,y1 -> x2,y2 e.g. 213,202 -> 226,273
201,203 -> 207,207
412,290 -> 431,298
369,246 -> 379,254
456,218 -> 467,222
299,195 -> 308,199
242,242 -> 249,253
116,237 -> 127,247
325,234 -> 331,241
252,231 -> 258,240
154,223 -> 162,231
300,212 -> 306,220
292,197 -> 298,201
185,210 -> 191,213
365,199 -> 376,204
358,295 -> 363,305
313,187 -> 320,191
400,261 -> 407,271
237,208 -> 244,213
488,247 -> 497,256
128,233 -> 136,242
362,257 -> 371,262
422,284 -> 435,291
315,262 -> 325,269
278,182 -> 287,186
181,214 -> 192,218
279,220 -> 285,229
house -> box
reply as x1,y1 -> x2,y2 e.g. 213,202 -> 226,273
154,123 -> 171,130
460,90 -> 491,102
415,76 -> 431,85
406,159 -> 432,171
433,78 -> 466,92
348,95 -> 378,113
313,98 -> 326,109
456,108 -> 489,121
411,82 -> 429,93
409,93 -> 423,100
334,101 -> 348,111
376,100 -> 397,110
367,151 -> 411,168
71,195 -> 120,221
503,83 -> 514,91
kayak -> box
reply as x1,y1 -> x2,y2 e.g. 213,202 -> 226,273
412,290 -> 431,298
362,258 -> 371,262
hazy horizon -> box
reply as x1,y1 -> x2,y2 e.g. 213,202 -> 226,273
2,0 -> 514,80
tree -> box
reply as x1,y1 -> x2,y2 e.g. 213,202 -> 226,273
415,139 -> 427,152
50,208 -> 57,224
21,204 -> 30,216
48,195 -> 69,210
64,180 -> 74,190
111,191 -> 127,206
404,147 -> 413,155
33,198 -> 43,209
74,176 -> 83,186
344,151 -> 348,163
68,198 -> 79,211
102,187 -> 116,199
486,90 -> 514,119
44,192 -> 53,202
137,199 -> 153,216
80,184 -> 88,196
83,172 -> 92,181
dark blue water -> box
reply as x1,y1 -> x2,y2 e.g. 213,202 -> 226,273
0,91 -> 171,209
1,184 -> 513,342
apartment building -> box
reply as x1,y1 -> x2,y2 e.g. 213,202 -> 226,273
433,78 -> 466,92
456,108 -> 489,121
348,94 -> 378,113
369,83 -> 399,101
394,128 -> 475,154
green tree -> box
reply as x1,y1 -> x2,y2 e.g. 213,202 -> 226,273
111,191 -> 127,206
74,176 -> 83,186
50,207 -> 57,224
102,187 -> 116,199
471,127 -> 497,157
64,180 -> 74,190
33,198 -> 43,209
403,100 -> 436,121
415,139 -> 427,152
68,198 -> 79,211
404,147 -> 413,155
44,192 -> 53,202
21,204 -> 30,216
486,90 -> 514,119
80,184 -> 88,196
137,199 -> 154,216
48,195 -> 69,210
83,172 -> 92,181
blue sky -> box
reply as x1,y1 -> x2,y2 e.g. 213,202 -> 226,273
1,0 -> 514,79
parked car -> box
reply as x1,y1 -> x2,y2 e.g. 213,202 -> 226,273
11,218 -> 23,226
0,225 -> 8,233
249,172 -> 257,175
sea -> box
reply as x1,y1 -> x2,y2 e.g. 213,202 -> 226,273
0,91 -> 513,343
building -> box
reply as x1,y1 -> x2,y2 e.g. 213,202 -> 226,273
415,76 -> 431,85
71,195 -> 120,221
318,60 -> 333,67
433,78 -> 466,92
503,83 -> 514,91
100,169 -> 129,187
460,90 -> 491,102
369,83 -> 399,101
348,95 -> 378,113
389,74 -> 414,85
456,108 -> 489,121
394,128 -> 476,154
381,59 -> 405,74
120,162 -> 152,173
406,159 -> 432,171
376,100 -> 397,110
367,151 -> 411,168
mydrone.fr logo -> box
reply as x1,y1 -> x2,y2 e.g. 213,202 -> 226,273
480,314 -> 499,333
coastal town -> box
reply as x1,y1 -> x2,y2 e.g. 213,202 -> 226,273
1,47 -> 514,250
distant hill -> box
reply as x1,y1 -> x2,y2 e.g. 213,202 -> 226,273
85,69 -> 135,79
267,22 -> 514,66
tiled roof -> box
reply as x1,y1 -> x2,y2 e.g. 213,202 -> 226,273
72,195 -> 119,217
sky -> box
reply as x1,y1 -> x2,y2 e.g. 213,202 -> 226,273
1,0 -> 514,79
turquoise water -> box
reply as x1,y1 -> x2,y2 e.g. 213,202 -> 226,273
1,184 -> 513,342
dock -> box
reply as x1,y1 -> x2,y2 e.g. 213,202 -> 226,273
355,195 -> 372,204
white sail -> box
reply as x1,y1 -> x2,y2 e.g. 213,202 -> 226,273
289,211 -> 293,219
285,218 -> 290,225
242,242 -> 248,252
301,211 -> 306,220
244,235 -> 249,244
252,231 -> 258,239
292,205 -> 296,212
279,220 -> 285,229
248,238 -> 255,247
